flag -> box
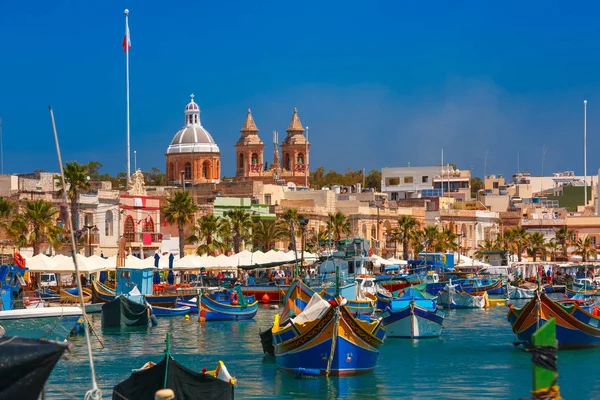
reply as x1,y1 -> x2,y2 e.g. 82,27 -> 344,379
122,19 -> 131,53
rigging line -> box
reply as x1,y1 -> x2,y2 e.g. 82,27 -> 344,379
49,106 -> 101,399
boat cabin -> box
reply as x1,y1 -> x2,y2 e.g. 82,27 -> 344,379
319,255 -> 375,277
424,272 -> 439,284
116,266 -> 154,296
408,253 -> 454,274
1,265 -> 27,311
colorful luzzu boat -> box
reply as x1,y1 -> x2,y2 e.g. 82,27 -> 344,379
437,283 -> 487,309
91,278 -> 196,306
507,291 -> 600,349
178,288 -> 258,321
271,279 -> 386,376
381,287 -> 444,339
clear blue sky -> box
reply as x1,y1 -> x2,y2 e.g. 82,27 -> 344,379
1,1 -> 600,179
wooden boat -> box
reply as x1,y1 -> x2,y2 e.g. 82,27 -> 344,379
113,333 -> 235,400
240,283 -> 288,303
377,277 -> 411,293
272,290 -> 386,376
530,317 -> 561,400
151,305 -> 191,316
179,288 -> 258,321
437,283 -> 487,309
426,277 -> 502,296
59,287 -> 92,303
91,279 -> 197,307
101,295 -> 152,329
507,291 -> 600,349
506,284 -> 536,299
381,287 -> 443,339
565,286 -> 597,298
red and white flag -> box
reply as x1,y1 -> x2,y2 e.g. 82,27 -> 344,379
122,19 -> 131,53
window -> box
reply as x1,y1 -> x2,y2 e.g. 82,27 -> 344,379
493,182 -> 499,189
124,216 -> 135,242
264,194 -> 272,205
592,236 -> 597,245
422,176 -> 429,183
120,271 -> 131,279
251,153 -> 259,165
404,176 -> 414,184
386,178 -> 400,186
184,163 -> 192,180
105,210 -> 113,236
144,216 -> 154,233
203,161 -> 210,178
297,153 -> 304,165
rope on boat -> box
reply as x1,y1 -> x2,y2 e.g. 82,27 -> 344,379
325,307 -> 341,377
532,346 -> 557,372
531,381 -> 562,400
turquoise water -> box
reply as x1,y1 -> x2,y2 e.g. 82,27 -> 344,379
48,298 -> 600,399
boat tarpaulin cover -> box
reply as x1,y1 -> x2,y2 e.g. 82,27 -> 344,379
102,295 -> 149,329
0,336 -> 68,400
112,355 -> 234,400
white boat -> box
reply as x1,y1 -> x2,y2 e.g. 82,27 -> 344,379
506,284 -> 536,299
0,307 -> 82,341
438,283 -> 487,309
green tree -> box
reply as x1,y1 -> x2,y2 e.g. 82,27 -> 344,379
397,215 -> 419,260
365,169 -> 382,191
546,238 -> 560,262
422,226 -> 440,253
0,197 -> 14,220
387,227 -> 402,258
21,200 -> 63,255
437,228 -> 459,253
162,191 -> 198,257
87,161 -> 103,180
574,236 -> 597,262
188,214 -> 229,256
144,167 -> 166,186
253,220 -> 288,251
281,208 -> 304,248
555,227 -> 575,259
56,161 -> 91,235
306,229 -> 331,253
471,176 -> 484,198
224,209 -> 255,253
327,211 -> 352,241
526,232 -> 546,262
474,239 -> 499,262
506,227 -> 529,262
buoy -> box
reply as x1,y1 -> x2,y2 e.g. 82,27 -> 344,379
184,314 -> 190,321
262,294 -> 270,304
155,388 -> 175,400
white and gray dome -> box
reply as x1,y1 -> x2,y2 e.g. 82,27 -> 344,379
166,94 -> 220,154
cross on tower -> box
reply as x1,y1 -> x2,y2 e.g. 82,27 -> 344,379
190,93 -> 195,102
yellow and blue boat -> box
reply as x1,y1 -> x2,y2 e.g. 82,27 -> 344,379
272,279 -> 386,376
178,287 -> 258,321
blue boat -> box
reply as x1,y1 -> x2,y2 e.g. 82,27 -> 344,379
178,287 -> 258,321
425,277 -> 503,296
151,305 -> 191,316
381,287 -> 444,339
272,283 -> 386,376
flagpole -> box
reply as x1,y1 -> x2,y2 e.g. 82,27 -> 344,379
125,9 -> 131,185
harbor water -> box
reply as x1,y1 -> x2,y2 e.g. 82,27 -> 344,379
48,300 -> 600,399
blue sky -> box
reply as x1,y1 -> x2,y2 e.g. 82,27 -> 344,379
1,1 -> 600,179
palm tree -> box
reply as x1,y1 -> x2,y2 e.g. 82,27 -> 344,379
437,228 -> 459,253
422,226 -> 439,253
506,227 -> 529,262
526,232 -> 546,262
397,215 -> 419,260
387,227 -> 402,258
162,191 -> 198,257
224,209 -> 255,253
21,200 -> 62,255
188,214 -> 229,256
0,197 -> 13,220
327,211 -> 351,241
5,214 -> 28,250
555,227 -> 575,259
56,161 -> 91,233
574,236 -> 597,262
546,238 -> 560,262
495,231 -> 511,252
410,229 -> 425,256
306,229 -> 331,253
474,239 -> 498,262
253,220 -> 288,251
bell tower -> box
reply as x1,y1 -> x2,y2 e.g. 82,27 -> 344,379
280,108 -> 309,180
234,109 -> 265,179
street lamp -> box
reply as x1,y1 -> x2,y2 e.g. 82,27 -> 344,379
180,170 -> 185,190
83,225 -> 99,257
299,218 -> 309,275
457,233 -> 466,264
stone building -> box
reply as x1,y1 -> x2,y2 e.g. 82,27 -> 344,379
165,95 -> 221,185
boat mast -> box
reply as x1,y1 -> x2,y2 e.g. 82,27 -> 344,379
291,220 -> 299,278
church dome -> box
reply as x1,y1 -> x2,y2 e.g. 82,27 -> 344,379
166,94 -> 220,154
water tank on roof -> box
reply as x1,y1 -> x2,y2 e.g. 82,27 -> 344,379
332,185 -> 341,194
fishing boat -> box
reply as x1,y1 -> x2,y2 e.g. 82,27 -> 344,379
101,294 -> 153,329
565,286 -> 597,298
437,283 -> 487,309
198,288 -> 258,321
91,267 -> 198,306
320,279 -> 377,315
377,276 -> 411,293
507,291 -> 600,349
506,284 -> 536,299
0,333 -> 71,400
60,287 -> 92,303
151,304 -> 191,316
0,264 -> 82,341
381,287 -> 444,339
425,276 -> 502,296
113,333 -> 235,400
272,290 -> 386,376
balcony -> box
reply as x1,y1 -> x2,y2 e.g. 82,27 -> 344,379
124,232 -> 163,245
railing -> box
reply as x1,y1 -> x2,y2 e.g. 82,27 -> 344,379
124,232 -> 163,244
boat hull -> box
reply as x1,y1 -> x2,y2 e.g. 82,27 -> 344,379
151,305 -> 191,316
91,280 -> 196,306
438,288 -> 486,309
506,285 -> 535,299
240,285 -> 287,302
199,295 -> 258,321
382,303 -> 443,338
507,292 -> 600,349
0,307 -> 82,341
273,306 -> 385,376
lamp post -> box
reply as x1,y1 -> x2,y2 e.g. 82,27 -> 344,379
457,233 -> 466,264
83,224 -> 99,257
180,170 -> 185,191
299,218 -> 309,276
